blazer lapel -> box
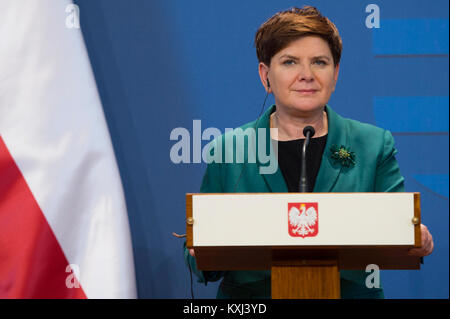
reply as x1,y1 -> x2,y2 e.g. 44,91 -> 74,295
255,104 -> 346,193
256,105 -> 288,193
313,105 -> 347,192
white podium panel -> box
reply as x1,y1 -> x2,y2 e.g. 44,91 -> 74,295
186,193 -> 421,270
191,193 -> 417,247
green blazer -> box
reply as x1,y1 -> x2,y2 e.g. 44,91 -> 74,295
184,105 -> 405,299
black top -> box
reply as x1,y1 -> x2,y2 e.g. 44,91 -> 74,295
275,135 -> 328,192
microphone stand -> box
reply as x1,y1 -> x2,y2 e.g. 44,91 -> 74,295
299,126 -> 315,192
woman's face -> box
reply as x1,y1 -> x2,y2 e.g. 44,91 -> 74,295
260,36 -> 340,117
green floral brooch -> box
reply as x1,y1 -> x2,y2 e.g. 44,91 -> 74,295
330,145 -> 356,167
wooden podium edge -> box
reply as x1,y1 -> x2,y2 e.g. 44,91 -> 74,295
414,193 -> 422,248
186,194 -> 193,248
193,245 -> 420,270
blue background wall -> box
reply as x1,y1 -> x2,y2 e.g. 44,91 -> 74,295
75,0 -> 448,298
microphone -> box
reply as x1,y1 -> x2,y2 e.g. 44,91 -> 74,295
299,126 -> 315,192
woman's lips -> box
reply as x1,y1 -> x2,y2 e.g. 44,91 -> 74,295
295,89 -> 317,94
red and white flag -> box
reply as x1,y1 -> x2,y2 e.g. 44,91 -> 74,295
0,0 -> 136,298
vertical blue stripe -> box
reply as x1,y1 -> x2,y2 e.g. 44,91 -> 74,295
373,19 -> 449,55
374,96 -> 449,132
413,174 -> 449,198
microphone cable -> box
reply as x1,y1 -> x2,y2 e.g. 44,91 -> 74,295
187,259 -> 194,299
232,89 -> 271,192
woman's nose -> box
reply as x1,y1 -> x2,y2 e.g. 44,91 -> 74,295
297,64 -> 314,82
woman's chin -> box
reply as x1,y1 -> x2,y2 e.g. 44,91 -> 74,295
280,103 -> 326,116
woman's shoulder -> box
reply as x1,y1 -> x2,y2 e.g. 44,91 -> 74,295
332,111 -> 397,162
331,108 -> 392,143
203,118 -> 261,163
346,117 -> 388,138
210,118 -> 262,148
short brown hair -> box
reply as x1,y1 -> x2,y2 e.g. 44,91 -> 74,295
255,6 -> 342,66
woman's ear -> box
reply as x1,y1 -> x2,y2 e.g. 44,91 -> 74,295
258,62 -> 271,93
332,63 -> 340,92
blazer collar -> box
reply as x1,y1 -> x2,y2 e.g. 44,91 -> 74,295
255,105 -> 287,192
255,104 -> 347,193
313,105 -> 348,192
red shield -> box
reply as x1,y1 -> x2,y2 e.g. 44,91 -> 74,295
288,203 -> 319,238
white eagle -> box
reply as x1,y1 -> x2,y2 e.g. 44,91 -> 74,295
289,204 -> 317,236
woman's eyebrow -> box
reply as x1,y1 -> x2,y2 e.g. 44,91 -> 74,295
312,55 -> 331,61
278,54 -> 331,61
278,54 -> 299,60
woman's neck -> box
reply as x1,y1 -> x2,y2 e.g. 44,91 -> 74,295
270,107 -> 328,141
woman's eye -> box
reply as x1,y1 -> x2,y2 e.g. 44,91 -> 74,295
313,59 -> 327,66
283,59 -> 295,66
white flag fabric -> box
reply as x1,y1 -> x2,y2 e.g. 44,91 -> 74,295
0,0 -> 137,298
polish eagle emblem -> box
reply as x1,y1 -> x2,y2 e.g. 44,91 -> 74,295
288,203 -> 318,237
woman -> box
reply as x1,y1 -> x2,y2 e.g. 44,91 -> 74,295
184,6 -> 433,299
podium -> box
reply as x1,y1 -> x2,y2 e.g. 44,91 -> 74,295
186,193 -> 422,299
